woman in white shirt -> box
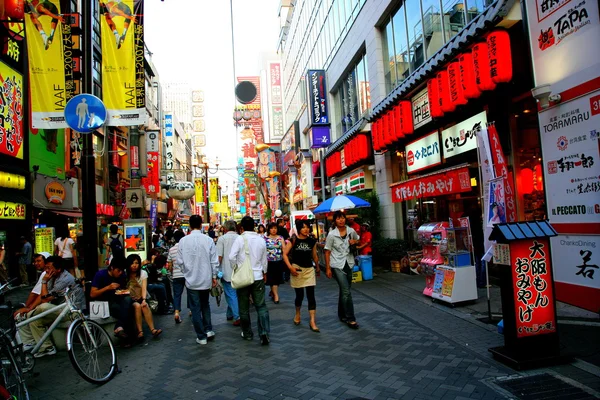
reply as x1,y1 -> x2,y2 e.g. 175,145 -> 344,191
54,229 -> 77,278
126,254 -> 162,340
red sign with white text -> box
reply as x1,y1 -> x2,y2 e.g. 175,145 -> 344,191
391,167 -> 471,202
511,238 -> 557,338
141,151 -> 159,194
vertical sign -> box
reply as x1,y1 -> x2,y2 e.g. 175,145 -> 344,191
194,178 -> 204,204
163,114 -> 174,182
149,199 -> 157,229
268,62 -> 284,140
25,0 -> 71,129
412,88 -> 432,130
306,70 -> 329,125
101,0 -> 147,126
510,239 -> 556,338
0,62 -> 23,159
209,177 -> 219,204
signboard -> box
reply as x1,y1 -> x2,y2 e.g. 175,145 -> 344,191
391,166 -> 471,202
487,177 -> 507,227
526,0 -> 600,87
193,134 -> 206,148
164,114 -> 174,181
334,167 -> 373,194
193,120 -> 205,132
64,94 -> 107,133
311,126 -> 330,148
141,151 -> 159,194
0,201 -> 26,220
35,227 -> 55,255
149,200 -> 158,229
33,176 -> 74,210
539,90 -> 600,225
125,188 -> 143,209
281,122 -> 299,170
123,221 -> 147,260
29,128 -> 66,179
550,234 -> 600,291
412,88 -> 432,129
442,111 -> 487,159
510,238 -> 556,338
0,62 -> 23,159
405,131 -> 441,174
192,90 -> 204,102
146,130 -> 159,152
306,70 -> 329,125
493,243 -> 511,265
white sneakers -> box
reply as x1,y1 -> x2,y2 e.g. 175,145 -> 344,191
196,338 -> 207,345
197,331 -> 215,345
34,346 -> 57,358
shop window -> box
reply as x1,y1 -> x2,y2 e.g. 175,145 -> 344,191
442,0 -> 466,42
338,53 -> 368,133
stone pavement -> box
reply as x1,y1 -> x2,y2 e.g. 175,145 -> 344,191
19,272 -> 600,400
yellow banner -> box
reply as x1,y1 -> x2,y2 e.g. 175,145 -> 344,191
194,178 -> 204,203
209,178 -> 219,204
214,202 -> 229,214
25,0 -> 72,129
0,202 -> 26,220
101,0 -> 147,126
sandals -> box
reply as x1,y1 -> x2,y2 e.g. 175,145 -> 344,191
347,321 -> 360,330
114,328 -> 128,339
293,319 -> 301,326
174,314 -> 182,324
137,330 -> 144,340
151,328 -> 163,338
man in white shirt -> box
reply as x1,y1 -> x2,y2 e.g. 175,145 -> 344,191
229,216 -> 270,345
216,220 -> 240,326
13,252 -> 51,318
176,215 -> 219,345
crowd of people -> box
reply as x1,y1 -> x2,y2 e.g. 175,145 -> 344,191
8,211 -> 373,354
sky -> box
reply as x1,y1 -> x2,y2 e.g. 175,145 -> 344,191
144,0 -> 281,194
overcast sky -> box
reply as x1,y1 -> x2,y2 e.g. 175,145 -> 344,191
144,0 -> 281,192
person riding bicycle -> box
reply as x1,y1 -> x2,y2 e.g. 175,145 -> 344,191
18,256 -> 85,358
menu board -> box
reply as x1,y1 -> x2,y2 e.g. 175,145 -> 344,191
35,227 -> 55,255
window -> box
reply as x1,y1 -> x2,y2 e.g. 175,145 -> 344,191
443,0 -> 466,41
356,55 -> 371,115
422,0 -> 443,58
465,0 -> 492,22
392,6 -> 410,83
338,53 -> 369,133
383,21 -> 397,92
405,0 -> 424,72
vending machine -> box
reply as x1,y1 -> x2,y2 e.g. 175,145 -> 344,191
417,222 -> 449,297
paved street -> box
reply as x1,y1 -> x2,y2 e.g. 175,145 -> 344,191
24,272 -> 600,400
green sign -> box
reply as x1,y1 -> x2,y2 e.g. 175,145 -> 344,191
29,128 -> 66,179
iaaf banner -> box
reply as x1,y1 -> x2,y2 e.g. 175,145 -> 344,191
101,0 -> 147,126
391,166 -> 471,202
25,0 -> 74,129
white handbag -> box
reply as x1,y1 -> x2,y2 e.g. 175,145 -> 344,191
231,236 -> 255,289
89,301 -> 110,320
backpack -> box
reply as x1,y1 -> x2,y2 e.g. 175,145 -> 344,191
110,234 -> 125,259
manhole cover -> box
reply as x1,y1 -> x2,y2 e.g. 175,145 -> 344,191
495,373 -> 598,399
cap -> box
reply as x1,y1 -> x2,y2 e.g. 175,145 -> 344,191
39,252 -> 51,259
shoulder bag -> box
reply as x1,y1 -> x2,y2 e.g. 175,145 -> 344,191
231,236 -> 254,289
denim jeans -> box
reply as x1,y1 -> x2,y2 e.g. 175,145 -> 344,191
237,280 -> 270,337
187,289 -> 212,340
172,277 -> 187,312
109,295 -> 134,332
221,279 -> 239,320
148,283 -> 168,313
332,263 -> 355,322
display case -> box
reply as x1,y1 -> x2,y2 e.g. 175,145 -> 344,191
417,222 -> 449,297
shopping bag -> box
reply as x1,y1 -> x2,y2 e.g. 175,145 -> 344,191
89,301 -> 110,320
231,236 -> 254,289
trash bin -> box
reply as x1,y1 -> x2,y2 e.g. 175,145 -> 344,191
357,255 -> 373,280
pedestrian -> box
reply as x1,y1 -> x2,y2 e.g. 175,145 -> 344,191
257,224 -> 266,236
16,236 -> 32,286
54,228 -> 77,278
283,219 -> 320,332
176,215 -> 218,346
216,220 -> 240,326
277,218 -> 290,282
357,223 -> 372,255
167,229 -> 188,323
229,216 -> 270,345
126,254 -> 162,340
324,210 -> 361,329
265,222 -> 285,304
0,242 -> 8,284
106,224 -> 124,265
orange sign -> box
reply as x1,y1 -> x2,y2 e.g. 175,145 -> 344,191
45,181 -> 66,205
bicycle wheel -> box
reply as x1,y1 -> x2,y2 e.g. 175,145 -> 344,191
0,345 -> 29,399
67,319 -> 117,384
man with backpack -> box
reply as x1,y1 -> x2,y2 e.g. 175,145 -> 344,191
106,224 -> 125,265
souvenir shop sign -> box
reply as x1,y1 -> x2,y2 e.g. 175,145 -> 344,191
391,166 -> 471,203
442,111 -> 487,159
510,239 -> 556,338
405,131 -> 441,174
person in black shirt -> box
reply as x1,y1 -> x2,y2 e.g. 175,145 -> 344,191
283,220 -> 320,332
277,218 -> 290,281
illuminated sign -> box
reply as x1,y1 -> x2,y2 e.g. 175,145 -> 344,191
0,201 -> 26,220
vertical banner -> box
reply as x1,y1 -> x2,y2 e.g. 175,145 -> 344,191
0,62 -> 24,159
209,177 -> 218,204
476,127 -> 494,252
488,125 -> 516,222
163,114 -> 174,182
149,199 -> 157,229
194,178 -> 204,204
487,177 -> 507,227
101,0 -> 147,126
306,70 -> 329,125
25,0 -> 72,129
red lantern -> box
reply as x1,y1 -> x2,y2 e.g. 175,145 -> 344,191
4,0 -> 24,20
459,52 -> 481,99
400,101 -> 414,135
384,113 -> 393,146
391,104 -> 403,140
388,109 -> 398,143
487,30 -> 512,84
437,71 -> 455,113
519,168 -> 534,195
427,79 -> 443,118
372,119 -> 381,151
472,43 -> 496,91
447,62 -> 468,107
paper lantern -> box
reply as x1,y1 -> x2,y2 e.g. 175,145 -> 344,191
519,168 -> 534,195
447,62 -> 468,107
472,43 -> 496,91
400,101 -> 414,135
372,119 -> 380,151
487,30 -> 512,84
388,109 -> 397,143
459,52 -> 481,99
437,71 -> 455,113
383,113 -> 392,146
427,79 -> 443,118
4,0 -> 24,20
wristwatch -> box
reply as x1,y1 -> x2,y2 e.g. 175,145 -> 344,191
42,281 -> 48,284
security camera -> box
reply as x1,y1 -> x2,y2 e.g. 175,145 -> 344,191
32,165 -> 40,172
531,84 -> 553,109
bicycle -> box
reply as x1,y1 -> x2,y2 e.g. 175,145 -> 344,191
13,285 -> 118,384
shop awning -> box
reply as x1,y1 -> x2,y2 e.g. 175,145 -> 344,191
370,0 -> 515,120
324,118 -> 368,157
390,164 -> 472,203
49,210 -> 83,218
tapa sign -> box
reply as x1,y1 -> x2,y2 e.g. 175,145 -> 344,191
442,111 -> 487,159
306,70 -> 329,125
405,131 -> 441,174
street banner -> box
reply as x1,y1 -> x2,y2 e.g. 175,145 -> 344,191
488,124 -> 516,222
29,128 -> 65,178
209,177 -> 218,204
476,126 -> 494,252
194,178 -> 204,204
140,151 -> 159,194
24,0 -> 73,129
101,0 -> 147,126
487,177 -> 507,228
149,199 -> 157,229
0,62 -> 24,159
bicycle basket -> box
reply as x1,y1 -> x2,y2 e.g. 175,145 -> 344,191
0,303 -> 16,337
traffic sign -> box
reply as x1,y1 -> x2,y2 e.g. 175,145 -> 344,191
64,94 -> 107,134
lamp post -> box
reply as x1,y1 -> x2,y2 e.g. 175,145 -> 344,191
200,156 -> 219,224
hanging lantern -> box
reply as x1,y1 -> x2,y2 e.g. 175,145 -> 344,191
394,104 -> 405,139
4,0 -> 25,20
233,110 -> 243,121
472,43 -> 496,92
534,163 -> 543,191
447,62 -> 468,107
388,108 -> 397,143
437,71 -> 455,113
383,113 -> 392,146
459,52 -> 481,99
242,110 -> 252,120
519,168 -> 534,195
427,79 -> 443,118
400,101 -> 414,135
372,119 -> 380,151
487,30 -> 513,84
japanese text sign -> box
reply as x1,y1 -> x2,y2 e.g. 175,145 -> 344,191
0,201 -> 25,219
306,70 -> 329,125
511,238 -> 557,338
442,111 -> 487,159
405,131 -> 441,174
391,166 -> 471,202
0,62 -> 23,159
412,88 -> 432,129
311,125 -> 330,148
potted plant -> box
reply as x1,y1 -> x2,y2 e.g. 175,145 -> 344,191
372,238 -> 409,271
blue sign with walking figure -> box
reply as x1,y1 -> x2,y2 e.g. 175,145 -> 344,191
64,94 -> 107,134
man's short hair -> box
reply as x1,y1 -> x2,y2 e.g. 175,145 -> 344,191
189,215 -> 203,229
45,256 -> 63,271
110,224 -> 119,234
33,253 -> 45,261
173,230 -> 185,243
109,257 -> 126,271
241,216 -> 255,232
224,220 -> 237,232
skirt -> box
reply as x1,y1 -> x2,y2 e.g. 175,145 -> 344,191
290,264 -> 316,288
266,260 -> 284,286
